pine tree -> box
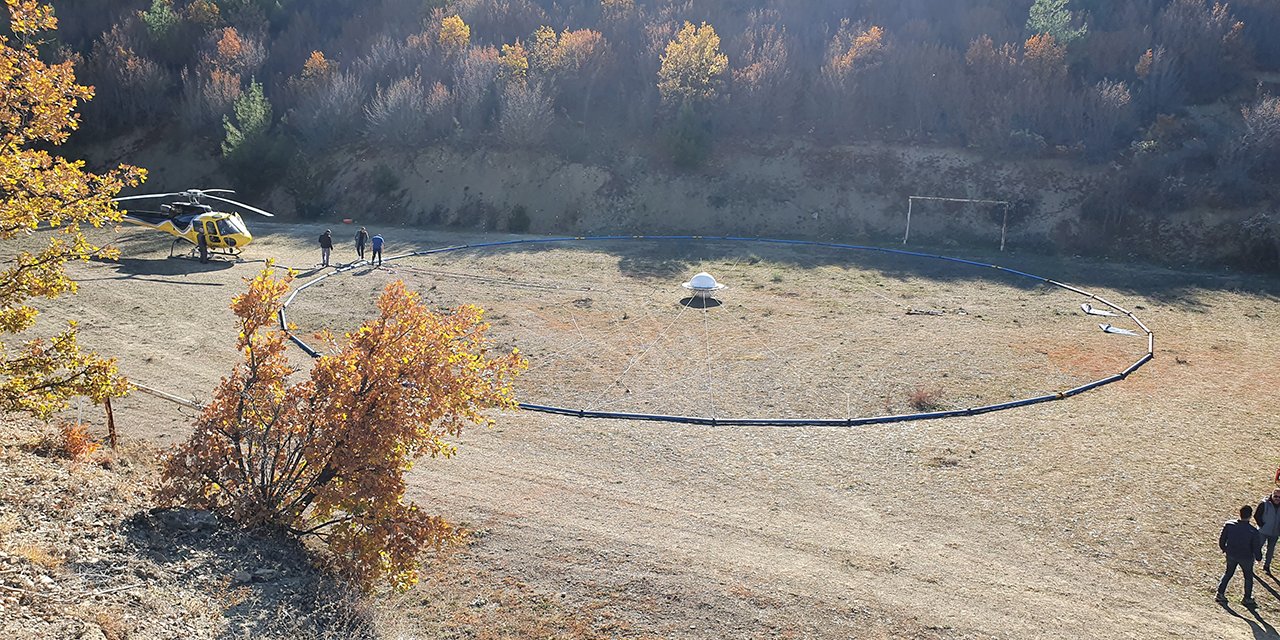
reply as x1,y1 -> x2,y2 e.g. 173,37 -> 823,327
1027,0 -> 1088,45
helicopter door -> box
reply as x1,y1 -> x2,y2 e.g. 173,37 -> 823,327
202,220 -> 222,247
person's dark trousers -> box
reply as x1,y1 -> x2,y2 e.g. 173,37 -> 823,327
372,249 -> 382,265
357,244 -> 365,260
1259,532 -> 1280,573
1219,558 -> 1256,600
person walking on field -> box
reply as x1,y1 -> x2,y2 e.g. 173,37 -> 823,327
355,226 -> 369,261
319,229 -> 333,267
1256,489 -> 1280,573
1218,504 -> 1263,608
371,233 -> 384,266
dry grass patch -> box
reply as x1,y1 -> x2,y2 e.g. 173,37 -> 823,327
0,513 -> 19,542
29,421 -> 102,462
89,608 -> 131,640
12,542 -> 64,570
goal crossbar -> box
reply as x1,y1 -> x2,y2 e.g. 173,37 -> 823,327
904,195 -> 1012,251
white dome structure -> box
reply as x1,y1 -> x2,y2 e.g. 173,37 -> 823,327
682,272 -> 727,299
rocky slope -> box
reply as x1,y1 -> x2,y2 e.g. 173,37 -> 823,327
0,419 -> 378,639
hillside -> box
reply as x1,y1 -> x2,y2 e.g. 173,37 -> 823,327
38,0 -> 1280,271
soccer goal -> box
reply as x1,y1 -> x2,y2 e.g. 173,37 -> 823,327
903,195 -> 1013,251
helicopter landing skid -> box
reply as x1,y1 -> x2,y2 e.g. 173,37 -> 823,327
170,239 -> 243,262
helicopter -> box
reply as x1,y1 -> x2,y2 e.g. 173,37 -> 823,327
112,188 -> 275,258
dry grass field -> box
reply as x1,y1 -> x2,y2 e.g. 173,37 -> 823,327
12,221 -> 1280,639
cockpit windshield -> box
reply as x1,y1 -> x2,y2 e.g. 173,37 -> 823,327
217,216 -> 247,236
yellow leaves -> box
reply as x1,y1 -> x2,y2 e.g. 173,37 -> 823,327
0,322 -> 127,417
229,262 -> 294,346
529,25 -> 561,72
5,0 -> 56,35
500,41 -> 529,80
439,15 -> 470,54
823,21 -> 885,89
1,3 -> 143,419
657,21 -> 728,105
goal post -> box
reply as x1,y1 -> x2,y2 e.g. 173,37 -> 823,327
904,195 -> 1012,252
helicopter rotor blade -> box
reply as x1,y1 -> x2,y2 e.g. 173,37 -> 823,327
204,193 -> 276,217
196,189 -> 236,195
112,193 -> 184,202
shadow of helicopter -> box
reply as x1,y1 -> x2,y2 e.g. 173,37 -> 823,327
76,255 -> 233,286
111,256 -> 235,276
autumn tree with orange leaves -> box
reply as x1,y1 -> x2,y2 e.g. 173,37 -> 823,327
160,267 -> 525,589
0,0 -> 145,417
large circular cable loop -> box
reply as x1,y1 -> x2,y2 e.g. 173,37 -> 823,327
279,235 -> 1154,428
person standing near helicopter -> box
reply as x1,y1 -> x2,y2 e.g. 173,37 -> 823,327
196,230 -> 208,263
355,226 -> 369,261
319,229 -> 333,267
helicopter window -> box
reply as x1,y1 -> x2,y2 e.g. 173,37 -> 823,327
216,219 -> 237,236
224,216 -> 248,235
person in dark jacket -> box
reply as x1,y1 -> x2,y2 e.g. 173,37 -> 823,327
1218,504 -> 1263,607
355,227 -> 369,261
196,231 -> 208,263
370,233 -> 384,266
319,229 -> 333,267
1255,489 -> 1280,573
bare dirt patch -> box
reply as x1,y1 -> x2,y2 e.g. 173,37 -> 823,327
285,239 -> 1148,422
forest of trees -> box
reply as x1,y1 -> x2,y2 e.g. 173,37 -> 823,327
28,0 -> 1280,268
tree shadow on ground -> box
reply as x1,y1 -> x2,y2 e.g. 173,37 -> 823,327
118,508 -> 375,640
425,237 -> 1280,308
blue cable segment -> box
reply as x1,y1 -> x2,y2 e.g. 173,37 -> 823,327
281,235 -> 1154,427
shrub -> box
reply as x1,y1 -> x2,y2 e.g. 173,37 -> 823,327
370,163 -> 401,198
508,204 -> 531,232
221,78 -> 289,192
160,267 -> 525,590
365,73 -> 427,147
665,102 -> 712,170
291,71 -> 365,151
33,421 -> 100,460
908,387 -> 945,412
1236,94 -> 1280,178
498,80 -> 553,147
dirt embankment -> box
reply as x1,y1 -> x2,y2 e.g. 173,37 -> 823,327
92,134 -> 1280,269
92,136 -> 1095,246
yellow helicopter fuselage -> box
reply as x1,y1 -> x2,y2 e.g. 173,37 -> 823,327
123,209 -> 254,253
